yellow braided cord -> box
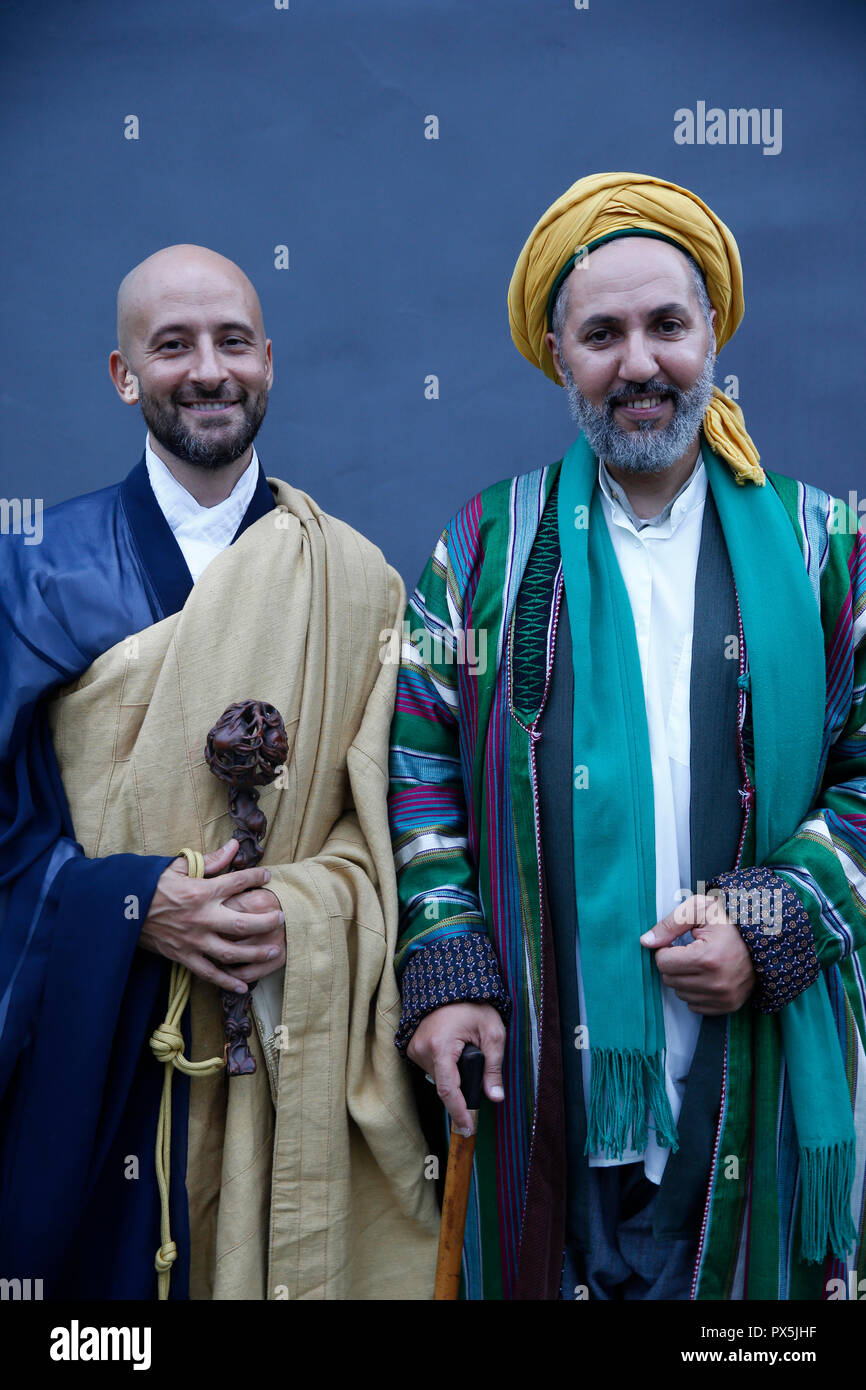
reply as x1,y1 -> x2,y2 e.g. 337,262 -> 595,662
150,849 -> 225,1299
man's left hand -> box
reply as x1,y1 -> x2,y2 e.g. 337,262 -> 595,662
220,886 -> 286,981
640,893 -> 755,1014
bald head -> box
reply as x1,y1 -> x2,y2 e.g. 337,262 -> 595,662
116,244 -> 266,360
109,243 -> 273,482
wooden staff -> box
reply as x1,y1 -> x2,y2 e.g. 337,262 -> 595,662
204,699 -> 288,1076
434,1043 -> 485,1300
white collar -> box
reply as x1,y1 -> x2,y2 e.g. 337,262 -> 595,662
144,434 -> 260,582
597,451 -> 706,539
144,435 -> 259,520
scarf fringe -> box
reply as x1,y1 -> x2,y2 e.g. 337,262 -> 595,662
584,1048 -> 679,1159
799,1140 -> 857,1264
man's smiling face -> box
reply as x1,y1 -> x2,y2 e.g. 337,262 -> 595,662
112,246 -> 273,471
544,236 -> 717,473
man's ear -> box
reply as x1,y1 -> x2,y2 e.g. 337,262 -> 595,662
109,349 -> 140,404
544,330 -> 567,386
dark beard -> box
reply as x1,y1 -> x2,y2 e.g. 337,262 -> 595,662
139,386 -> 269,470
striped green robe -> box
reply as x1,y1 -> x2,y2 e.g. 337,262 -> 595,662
388,445 -> 866,1300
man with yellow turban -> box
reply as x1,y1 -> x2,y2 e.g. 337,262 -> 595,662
388,173 -> 866,1299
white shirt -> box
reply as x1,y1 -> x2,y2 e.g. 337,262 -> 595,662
144,434 -> 259,583
578,453 -> 707,1184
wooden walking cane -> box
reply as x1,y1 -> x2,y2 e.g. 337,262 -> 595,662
434,1043 -> 485,1300
149,699 -> 288,1296
205,699 -> 288,1075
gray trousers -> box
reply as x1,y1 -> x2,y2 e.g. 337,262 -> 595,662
560,1162 -> 697,1300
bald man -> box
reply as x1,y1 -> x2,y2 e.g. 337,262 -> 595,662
0,246 -> 439,1300
110,245 -> 273,513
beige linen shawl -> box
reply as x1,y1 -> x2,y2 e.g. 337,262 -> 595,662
47,477 -> 439,1300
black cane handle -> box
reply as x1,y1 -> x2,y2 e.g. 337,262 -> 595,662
457,1044 -> 485,1111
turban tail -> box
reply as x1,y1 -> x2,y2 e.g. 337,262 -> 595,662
507,172 -> 763,485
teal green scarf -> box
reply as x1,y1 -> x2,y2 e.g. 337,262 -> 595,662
557,430 -> 856,1263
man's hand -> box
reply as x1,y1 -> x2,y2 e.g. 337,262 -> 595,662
640,892 -> 756,1014
407,1002 -> 506,1134
139,838 -> 286,993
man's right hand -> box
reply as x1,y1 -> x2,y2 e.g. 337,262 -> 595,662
139,838 -> 285,993
407,1002 -> 506,1133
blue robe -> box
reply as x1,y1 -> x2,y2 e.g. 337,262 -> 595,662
0,456 -> 276,1298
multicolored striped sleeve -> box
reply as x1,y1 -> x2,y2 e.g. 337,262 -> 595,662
389,506 -> 510,1050
765,515 -> 866,986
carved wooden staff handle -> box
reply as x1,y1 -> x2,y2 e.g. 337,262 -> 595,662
204,699 -> 288,1076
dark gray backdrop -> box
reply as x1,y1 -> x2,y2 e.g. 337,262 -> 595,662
2,0 -> 863,588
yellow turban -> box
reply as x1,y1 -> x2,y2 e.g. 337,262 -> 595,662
508,171 -> 763,484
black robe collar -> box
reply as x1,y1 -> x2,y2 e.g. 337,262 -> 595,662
119,455 -> 276,620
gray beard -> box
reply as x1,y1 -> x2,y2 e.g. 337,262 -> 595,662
139,387 -> 269,471
562,343 -> 716,474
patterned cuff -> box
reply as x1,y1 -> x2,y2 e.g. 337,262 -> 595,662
705,866 -> 820,1013
394,933 -> 512,1053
